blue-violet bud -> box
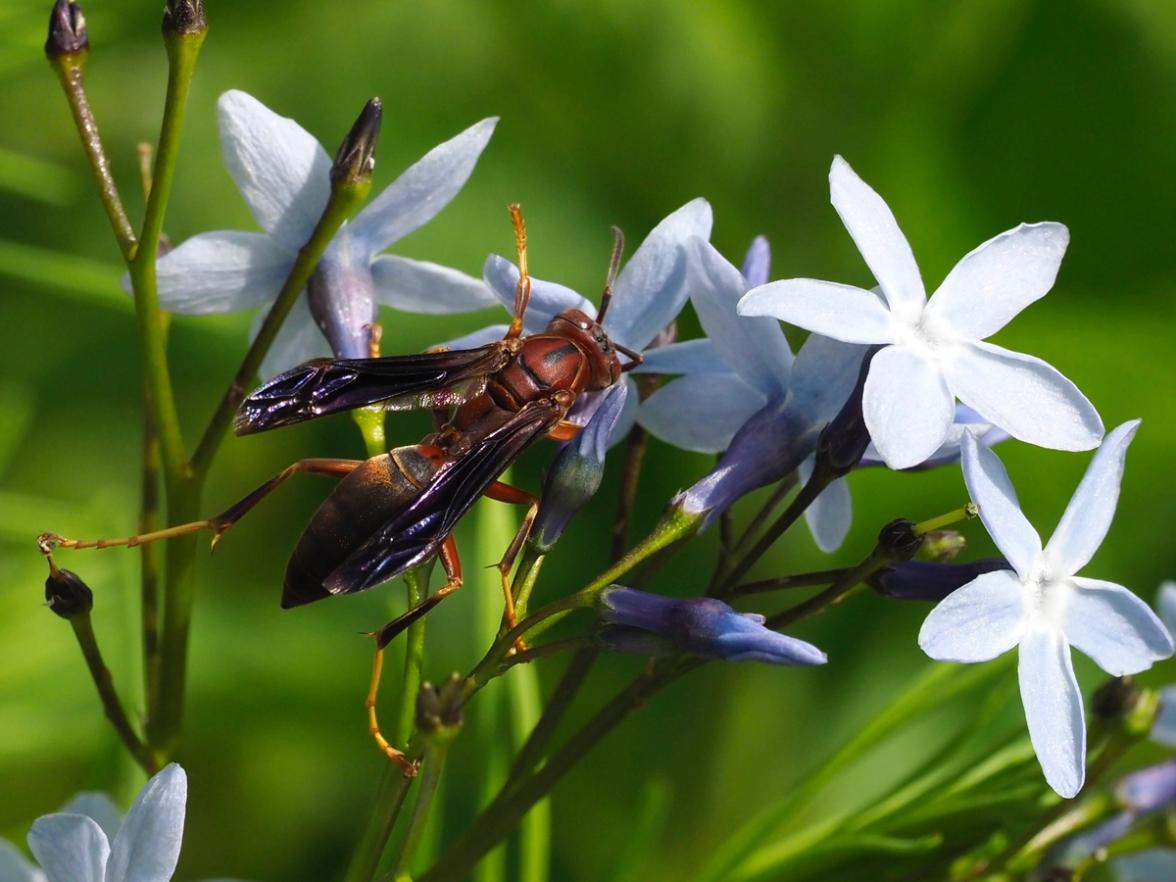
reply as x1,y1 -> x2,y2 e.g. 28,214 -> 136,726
870,558 -> 1011,602
46,0 -> 88,58
1116,759 -> 1176,814
597,586 -> 827,666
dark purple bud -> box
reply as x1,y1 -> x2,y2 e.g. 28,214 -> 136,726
45,567 -> 93,619
45,0 -> 88,58
876,519 -> 923,563
532,383 -> 628,551
1116,759 -> 1176,813
740,236 -> 771,288
1092,676 -> 1142,723
416,673 -> 464,736
869,558 -> 1011,602
307,251 -> 378,359
162,0 -> 206,36
331,98 -> 382,191
813,345 -> 880,478
597,586 -> 827,666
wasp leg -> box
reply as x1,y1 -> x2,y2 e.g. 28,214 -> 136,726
546,420 -> 583,442
37,458 -> 363,555
366,537 -> 463,771
505,203 -> 531,340
484,481 -> 541,651
366,321 -> 383,358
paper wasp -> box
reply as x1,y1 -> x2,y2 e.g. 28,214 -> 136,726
37,204 -> 642,772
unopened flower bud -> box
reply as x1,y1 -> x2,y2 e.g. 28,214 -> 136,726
814,345 -> 880,478
870,558 -> 1010,602
532,383 -> 627,551
162,0 -> 206,37
1092,676 -> 1143,723
876,518 -> 923,563
597,586 -> 826,666
331,98 -> 382,192
45,567 -> 93,619
917,530 -> 967,562
1116,759 -> 1176,814
416,674 -> 464,739
45,0 -> 88,59
740,236 -> 771,288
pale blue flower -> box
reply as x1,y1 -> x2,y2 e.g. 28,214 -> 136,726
1152,581 -> 1176,747
739,155 -> 1103,469
0,765 -> 248,882
919,422 -> 1173,797
151,90 -> 498,376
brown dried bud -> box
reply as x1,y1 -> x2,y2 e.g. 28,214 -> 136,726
45,567 -> 93,619
162,0 -> 206,37
46,0 -> 89,59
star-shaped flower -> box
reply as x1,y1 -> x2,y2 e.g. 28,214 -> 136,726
739,155 -> 1103,469
918,421 -> 1173,797
153,90 -> 499,377
0,764 -> 248,882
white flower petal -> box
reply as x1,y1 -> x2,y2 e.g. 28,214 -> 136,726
252,296 -> 332,380
638,373 -> 765,453
828,155 -> 925,321
106,764 -> 186,882
924,222 -> 1069,340
349,118 -> 498,254
369,254 -> 497,314
217,90 -> 332,251
0,840 -> 46,882
1154,686 -> 1176,748
942,340 -> 1103,452
688,240 -> 792,398
961,433 -> 1041,579
606,198 -> 713,350
1066,577 -> 1173,675
1044,420 -> 1140,576
633,339 -> 728,376
482,254 -> 592,332
917,569 -> 1026,662
781,335 -> 867,430
739,280 -> 898,345
59,794 -> 122,843
152,231 -> 292,315
862,345 -> 955,469
800,462 -> 853,553
436,324 -> 509,351
1160,581 -> 1176,638
27,815 -> 108,882
1018,627 -> 1086,798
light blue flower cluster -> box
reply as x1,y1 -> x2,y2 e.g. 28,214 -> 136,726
149,91 -> 1174,803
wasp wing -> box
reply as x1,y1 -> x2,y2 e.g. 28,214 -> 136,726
322,399 -> 563,595
234,345 -> 511,435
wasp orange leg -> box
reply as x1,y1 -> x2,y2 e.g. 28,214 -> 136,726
37,458 -> 364,555
484,481 -> 541,651
365,537 -> 464,770
546,420 -> 583,442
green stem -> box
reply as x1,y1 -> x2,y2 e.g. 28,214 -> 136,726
913,503 -> 977,536
70,614 -> 153,773
190,178 -> 369,476
507,648 -> 598,779
728,568 -> 848,598
389,740 -> 451,881
139,401 -> 164,712
396,565 -> 431,747
49,56 -> 137,258
510,545 -> 546,624
355,407 -> 388,459
345,764 -> 419,882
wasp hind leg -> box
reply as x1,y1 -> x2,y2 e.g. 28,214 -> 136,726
484,481 -> 541,652
365,536 -> 463,773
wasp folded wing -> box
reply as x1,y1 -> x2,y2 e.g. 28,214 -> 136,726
234,346 -> 511,435
322,399 -> 564,595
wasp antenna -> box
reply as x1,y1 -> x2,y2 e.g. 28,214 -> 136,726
506,203 -> 531,339
616,342 -> 644,372
596,225 -> 625,324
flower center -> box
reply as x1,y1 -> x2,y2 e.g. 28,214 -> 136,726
1023,565 -> 1071,628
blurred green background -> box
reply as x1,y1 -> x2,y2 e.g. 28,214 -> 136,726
2,0 -> 1175,880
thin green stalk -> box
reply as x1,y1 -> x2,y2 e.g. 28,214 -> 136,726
396,565 -> 432,746
507,644 -> 550,882
355,407 -> 388,459
389,740 -> 452,882
190,176 -> 370,476
139,403 -> 163,712
345,765 -> 419,882
70,613 -> 152,773
728,568 -> 848,598
49,56 -> 137,258
507,648 -> 598,779
510,546 -> 546,624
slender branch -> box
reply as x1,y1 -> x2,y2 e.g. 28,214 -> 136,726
396,565 -> 432,746
49,56 -> 137,257
70,614 -> 153,773
728,568 -> 848,598
344,762 -> 419,882
507,648 -> 598,780
509,545 -> 546,625
610,423 -> 649,562
730,473 -> 797,556
388,739 -> 451,882
190,181 -> 367,475
139,401 -> 163,711
499,636 -> 593,671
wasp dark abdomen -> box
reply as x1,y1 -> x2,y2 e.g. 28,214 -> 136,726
282,448 -> 440,609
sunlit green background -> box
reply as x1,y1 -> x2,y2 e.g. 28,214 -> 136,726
2,1 -> 1175,880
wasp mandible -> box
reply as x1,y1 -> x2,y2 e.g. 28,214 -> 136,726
38,204 -> 642,772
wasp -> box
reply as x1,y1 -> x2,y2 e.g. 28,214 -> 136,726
37,205 -> 641,772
